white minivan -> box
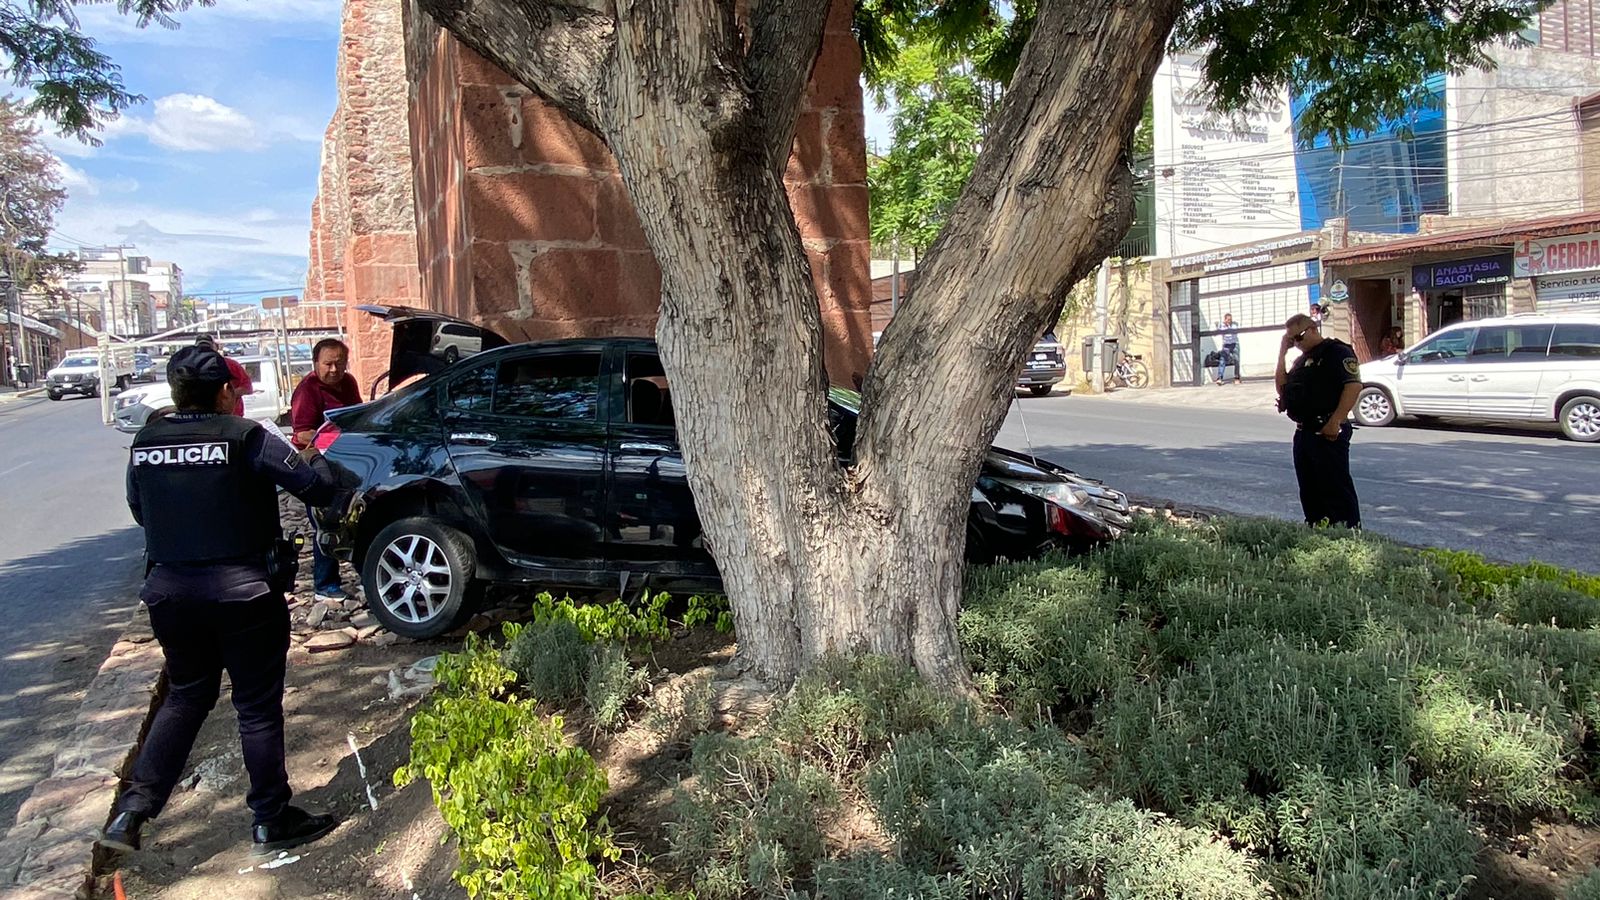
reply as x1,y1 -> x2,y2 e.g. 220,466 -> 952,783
1353,314 -> 1600,442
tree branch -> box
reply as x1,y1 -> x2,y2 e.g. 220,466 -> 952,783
745,0 -> 832,172
415,0 -> 615,134
855,0 -> 1182,481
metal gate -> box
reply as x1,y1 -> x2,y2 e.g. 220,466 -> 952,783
1169,279 -> 1199,386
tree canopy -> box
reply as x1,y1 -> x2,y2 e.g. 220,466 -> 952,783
1,0 -> 210,141
0,94 -> 72,294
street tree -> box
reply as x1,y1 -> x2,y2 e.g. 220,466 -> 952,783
18,0 -> 1542,687
398,0 -> 1537,688
1,94 -> 71,368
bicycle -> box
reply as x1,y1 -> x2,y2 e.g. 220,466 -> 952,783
1111,351 -> 1149,389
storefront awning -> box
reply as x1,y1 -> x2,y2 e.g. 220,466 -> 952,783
1323,211 -> 1600,267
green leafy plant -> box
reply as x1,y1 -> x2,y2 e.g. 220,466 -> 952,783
396,639 -> 619,899
683,594 -> 734,634
530,592 -> 673,645
504,620 -> 593,703
586,641 -> 652,732
1568,867 -> 1600,900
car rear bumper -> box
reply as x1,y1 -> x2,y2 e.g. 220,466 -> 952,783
1017,366 -> 1066,386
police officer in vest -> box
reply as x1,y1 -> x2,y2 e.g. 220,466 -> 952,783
102,346 -> 340,856
1275,312 -> 1363,529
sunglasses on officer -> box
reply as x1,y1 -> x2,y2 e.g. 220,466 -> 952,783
1292,326 -> 1316,344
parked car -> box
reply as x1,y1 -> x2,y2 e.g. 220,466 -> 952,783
1353,314 -> 1600,442
133,353 -> 157,383
870,329 -> 1068,397
1017,331 -> 1068,396
310,310 -> 1131,638
45,356 -> 106,399
113,355 -> 290,433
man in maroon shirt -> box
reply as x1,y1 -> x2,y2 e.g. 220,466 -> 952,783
290,339 -> 363,601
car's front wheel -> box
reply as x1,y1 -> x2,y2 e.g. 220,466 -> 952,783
361,517 -> 478,638
1355,386 -> 1395,427
47,390 -> 61,401
1028,384 -> 1053,397
1559,395 -> 1600,443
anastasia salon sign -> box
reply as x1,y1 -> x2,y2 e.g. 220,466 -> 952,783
1412,255 -> 1512,290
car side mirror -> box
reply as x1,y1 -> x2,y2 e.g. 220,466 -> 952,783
1394,352 -> 1409,366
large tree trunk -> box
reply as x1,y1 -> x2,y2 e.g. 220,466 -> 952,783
420,0 -> 1181,687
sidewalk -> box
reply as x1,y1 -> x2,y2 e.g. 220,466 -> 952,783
0,385 -> 48,403
1071,377 -> 1279,413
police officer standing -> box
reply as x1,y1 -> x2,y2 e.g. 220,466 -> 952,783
101,346 -> 340,856
1275,312 -> 1363,529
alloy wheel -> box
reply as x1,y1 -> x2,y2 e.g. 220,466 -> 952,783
1567,399 -> 1600,441
374,534 -> 453,624
1358,390 -> 1391,425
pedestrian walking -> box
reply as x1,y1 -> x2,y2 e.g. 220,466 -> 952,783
102,346 -> 339,856
1216,312 -> 1240,384
290,338 -> 363,602
1274,313 -> 1362,529
195,333 -> 252,417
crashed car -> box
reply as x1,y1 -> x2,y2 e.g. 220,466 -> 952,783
310,307 -> 1131,637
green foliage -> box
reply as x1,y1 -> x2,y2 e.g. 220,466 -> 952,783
585,641 -> 651,732
396,638 -> 618,899
683,594 -> 734,634
1569,868 -> 1600,900
504,620 -> 593,704
1424,547 -> 1600,606
529,592 -> 672,645
668,733 -> 838,900
1272,768 -> 1477,899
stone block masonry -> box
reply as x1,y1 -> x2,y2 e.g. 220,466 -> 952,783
304,0 -> 872,396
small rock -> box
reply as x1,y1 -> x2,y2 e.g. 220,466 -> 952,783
372,630 -> 399,648
306,631 -> 356,652
343,597 -> 363,613
126,632 -> 155,645
357,625 -> 381,641
467,613 -> 492,632
341,626 -> 361,641
350,610 -> 377,630
306,605 -> 328,629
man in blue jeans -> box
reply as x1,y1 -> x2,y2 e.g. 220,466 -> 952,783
290,339 -> 363,601
1216,312 -> 1240,384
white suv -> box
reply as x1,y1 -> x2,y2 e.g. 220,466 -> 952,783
1353,314 -> 1600,442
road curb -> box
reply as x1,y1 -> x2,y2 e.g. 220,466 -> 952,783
0,606 -> 166,899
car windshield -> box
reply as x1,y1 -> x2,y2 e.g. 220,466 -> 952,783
61,358 -> 96,368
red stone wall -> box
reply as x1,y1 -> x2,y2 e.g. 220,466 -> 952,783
402,0 -> 872,386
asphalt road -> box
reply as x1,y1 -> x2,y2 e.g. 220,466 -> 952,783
0,393 -> 144,829
998,393 -> 1600,573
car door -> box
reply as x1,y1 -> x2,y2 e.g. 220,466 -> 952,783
1392,326 -> 1478,416
1464,323 -> 1553,420
1540,322 -> 1600,418
441,349 -> 609,568
240,359 -> 280,423
604,349 -> 716,577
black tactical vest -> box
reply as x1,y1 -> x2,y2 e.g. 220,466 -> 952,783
130,414 -> 281,564
1282,339 -> 1354,426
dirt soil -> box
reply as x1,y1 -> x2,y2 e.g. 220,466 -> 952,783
101,634 -> 466,900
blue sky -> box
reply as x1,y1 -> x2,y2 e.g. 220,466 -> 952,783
41,3 -> 890,303
41,0 -> 341,301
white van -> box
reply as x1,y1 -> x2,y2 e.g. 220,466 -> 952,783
1353,314 -> 1600,441
112,354 -> 290,433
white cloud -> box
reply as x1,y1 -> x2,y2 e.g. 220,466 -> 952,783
71,0 -> 341,44
52,159 -> 140,198
137,94 -> 261,152
51,199 -> 310,288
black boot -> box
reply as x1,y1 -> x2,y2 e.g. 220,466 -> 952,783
251,805 -> 338,856
100,810 -> 147,853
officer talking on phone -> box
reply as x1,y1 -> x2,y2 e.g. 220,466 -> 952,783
102,346 -> 341,857
1275,312 -> 1363,530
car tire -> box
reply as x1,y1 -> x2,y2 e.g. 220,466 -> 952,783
361,517 -> 478,639
1354,386 -> 1395,427
47,390 -> 61,401
443,346 -> 459,364
1559,395 -> 1600,443
1028,384 -> 1053,397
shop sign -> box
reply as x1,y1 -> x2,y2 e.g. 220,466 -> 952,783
1535,270 -> 1600,307
1169,233 -> 1317,277
1412,254 -> 1513,290
1514,232 -> 1600,277
1328,279 -> 1350,302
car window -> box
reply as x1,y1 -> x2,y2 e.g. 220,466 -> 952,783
493,354 -> 601,420
243,361 -> 264,382
1550,323 -> 1600,359
448,364 -> 495,413
1509,324 -> 1553,358
625,354 -> 675,429
1408,328 -> 1477,363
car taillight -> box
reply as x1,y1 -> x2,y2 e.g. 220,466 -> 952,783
312,423 -> 342,452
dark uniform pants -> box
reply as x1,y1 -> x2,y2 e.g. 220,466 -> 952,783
1292,422 -> 1360,529
118,566 -> 292,825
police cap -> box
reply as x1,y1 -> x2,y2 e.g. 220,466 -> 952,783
167,345 -> 230,384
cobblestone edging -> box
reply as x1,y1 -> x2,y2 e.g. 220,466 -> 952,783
0,608 -> 166,899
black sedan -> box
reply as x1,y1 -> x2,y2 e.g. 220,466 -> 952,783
310,308 -> 1131,638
